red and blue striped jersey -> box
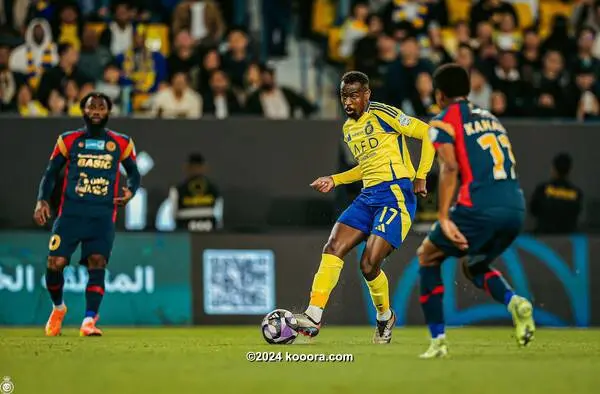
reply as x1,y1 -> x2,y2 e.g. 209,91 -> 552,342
39,128 -> 140,221
428,100 -> 524,209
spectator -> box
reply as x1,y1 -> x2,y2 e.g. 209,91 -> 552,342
68,82 -> 93,116
53,2 -> 83,51
530,153 -> 583,234
221,27 -> 254,90
532,50 -> 568,118
246,64 -> 317,119
446,20 -> 472,57
572,0 -> 600,33
167,30 -> 198,79
25,0 -> 56,24
566,65 -> 600,121
0,0 -> 29,33
353,14 -> 384,75
9,18 -> 58,90
424,25 -> 452,66
47,89 -> 66,116
79,25 -> 111,82
384,0 -> 434,36
241,62 -> 261,101
195,47 -> 220,93
168,153 -> 223,232
402,71 -> 439,117
490,91 -> 506,116
172,0 -> 225,48
541,15 -> 576,60
385,35 -> 434,107
37,43 -> 91,109
63,78 -> 79,110
262,0 -> 292,58
78,0 -> 110,21
203,69 -> 243,118
16,83 -> 47,116
152,72 -> 202,119
100,1 -> 134,57
494,12 -> 522,51
571,27 -> 600,76
95,63 -> 123,115
339,1 -> 369,59
455,43 -> 474,71
0,44 -> 22,113
369,34 -> 398,100
468,67 -> 492,110
491,50 -> 532,116
469,0 -> 518,34
519,28 -> 541,84
116,25 -> 167,96
473,20 -> 494,49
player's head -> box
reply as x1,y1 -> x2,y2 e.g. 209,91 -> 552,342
552,153 -> 572,179
340,71 -> 370,119
187,153 -> 206,177
80,92 -> 112,129
432,63 -> 470,109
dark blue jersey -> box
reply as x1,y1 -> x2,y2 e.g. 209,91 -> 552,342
428,100 -> 524,210
37,127 -> 141,220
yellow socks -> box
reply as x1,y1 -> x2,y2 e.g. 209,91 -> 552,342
366,270 -> 391,321
306,254 -> 344,322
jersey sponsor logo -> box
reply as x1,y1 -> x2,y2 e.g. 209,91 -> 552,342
106,141 -> 116,152
545,185 -> 578,201
77,153 -> 114,169
351,137 -> 379,157
75,173 -> 110,197
85,139 -> 106,151
48,235 -> 61,251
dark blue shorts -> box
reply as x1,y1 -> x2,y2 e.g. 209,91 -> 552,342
48,215 -> 115,265
428,205 -> 524,266
337,179 -> 417,249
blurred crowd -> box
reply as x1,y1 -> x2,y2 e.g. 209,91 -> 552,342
0,0 -> 316,119
1,0 -> 599,121
325,0 -> 600,121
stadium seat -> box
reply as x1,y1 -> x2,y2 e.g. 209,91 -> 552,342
446,0 -> 471,25
312,0 -> 336,37
327,26 -> 345,63
539,1 -> 574,37
514,3 -> 534,29
86,22 -> 106,36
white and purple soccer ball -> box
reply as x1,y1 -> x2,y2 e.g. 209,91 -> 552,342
261,309 -> 299,344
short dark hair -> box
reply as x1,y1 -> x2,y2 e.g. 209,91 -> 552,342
457,43 -> 474,53
58,43 -> 73,56
553,153 -> 572,177
433,63 -> 470,98
578,26 -> 597,39
188,153 -> 205,166
79,92 -> 113,111
341,71 -> 369,87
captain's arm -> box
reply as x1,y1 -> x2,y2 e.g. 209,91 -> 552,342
428,120 -> 458,219
37,137 -> 68,202
331,165 -> 362,186
120,139 -> 141,196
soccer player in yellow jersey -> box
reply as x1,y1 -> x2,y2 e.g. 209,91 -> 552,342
294,71 -> 435,343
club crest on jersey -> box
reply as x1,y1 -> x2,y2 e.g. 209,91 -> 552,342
398,114 -> 411,126
106,141 -> 116,152
365,122 -> 374,135
85,139 -> 106,151
345,133 -> 352,142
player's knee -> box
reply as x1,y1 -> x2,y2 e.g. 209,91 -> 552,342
47,256 -> 68,271
87,255 -> 107,269
359,256 -> 380,280
323,237 -> 348,258
417,240 -> 441,267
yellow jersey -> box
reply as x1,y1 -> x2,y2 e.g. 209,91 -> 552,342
332,101 -> 435,188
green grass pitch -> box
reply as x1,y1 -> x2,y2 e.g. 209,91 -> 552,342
1,327 -> 599,394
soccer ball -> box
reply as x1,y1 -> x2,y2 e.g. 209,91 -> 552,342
261,309 -> 299,344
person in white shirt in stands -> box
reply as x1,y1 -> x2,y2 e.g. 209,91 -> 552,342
152,72 -> 202,119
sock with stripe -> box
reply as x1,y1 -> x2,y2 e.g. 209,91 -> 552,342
45,267 -> 65,307
365,270 -> 392,321
85,268 -> 106,319
306,254 -> 344,323
419,265 -> 445,339
468,265 -> 515,306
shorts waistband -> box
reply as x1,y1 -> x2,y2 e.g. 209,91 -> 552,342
362,178 -> 412,192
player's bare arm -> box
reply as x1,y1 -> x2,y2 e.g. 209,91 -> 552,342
436,143 -> 468,250
34,200 -> 52,226
34,141 -> 67,226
